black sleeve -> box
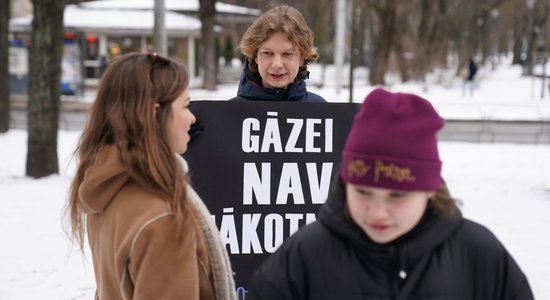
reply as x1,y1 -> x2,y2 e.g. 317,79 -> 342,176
248,235 -> 308,300
460,220 -> 534,300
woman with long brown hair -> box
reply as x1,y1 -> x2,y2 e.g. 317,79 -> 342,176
66,52 -> 235,299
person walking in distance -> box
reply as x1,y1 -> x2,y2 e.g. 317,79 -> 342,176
463,57 -> 478,96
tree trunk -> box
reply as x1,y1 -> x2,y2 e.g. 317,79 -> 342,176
26,0 -> 65,178
199,0 -> 217,90
0,0 -> 10,133
412,0 -> 449,81
369,1 -> 398,85
394,38 -> 409,82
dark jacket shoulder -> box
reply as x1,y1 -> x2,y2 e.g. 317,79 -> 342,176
229,64 -> 326,103
248,181 -> 534,300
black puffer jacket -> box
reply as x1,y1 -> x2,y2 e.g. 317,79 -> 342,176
248,183 -> 533,300
229,63 -> 326,102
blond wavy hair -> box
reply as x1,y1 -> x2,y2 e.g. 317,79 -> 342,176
239,5 -> 319,78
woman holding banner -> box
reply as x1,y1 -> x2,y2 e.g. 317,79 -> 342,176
230,5 -> 326,102
66,52 -> 235,300
248,88 -> 533,299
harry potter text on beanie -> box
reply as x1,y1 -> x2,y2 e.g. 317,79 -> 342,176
341,88 -> 445,191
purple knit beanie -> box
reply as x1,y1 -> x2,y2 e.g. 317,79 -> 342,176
341,88 -> 444,191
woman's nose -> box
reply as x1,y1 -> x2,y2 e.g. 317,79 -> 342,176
366,199 -> 389,219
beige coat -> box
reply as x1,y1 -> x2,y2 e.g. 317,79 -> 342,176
79,147 -> 235,299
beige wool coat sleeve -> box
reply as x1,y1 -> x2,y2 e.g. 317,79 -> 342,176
80,147 -> 215,299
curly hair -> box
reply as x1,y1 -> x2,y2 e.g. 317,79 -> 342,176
239,5 -> 319,78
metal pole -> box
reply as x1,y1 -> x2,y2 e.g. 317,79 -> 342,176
334,0 -> 346,94
541,11 -> 550,99
522,0 -> 536,76
154,0 -> 167,56
490,9 -> 499,70
349,0 -> 356,103
542,56 -> 547,99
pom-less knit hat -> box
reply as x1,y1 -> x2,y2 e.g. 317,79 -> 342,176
341,88 -> 444,191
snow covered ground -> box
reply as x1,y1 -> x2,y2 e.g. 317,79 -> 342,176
1,59 -> 549,299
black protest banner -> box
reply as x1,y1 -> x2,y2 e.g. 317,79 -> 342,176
184,101 -> 359,298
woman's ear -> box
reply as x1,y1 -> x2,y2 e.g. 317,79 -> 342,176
427,191 -> 437,200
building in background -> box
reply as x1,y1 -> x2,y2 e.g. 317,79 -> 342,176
8,0 -> 260,95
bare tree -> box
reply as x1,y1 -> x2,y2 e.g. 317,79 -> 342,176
410,0 -> 449,81
0,0 -> 10,132
392,2 -> 416,83
505,0 -> 528,64
26,0 -> 66,178
368,0 -> 402,85
199,0 -> 217,90
225,0 -> 540,86
523,0 -> 550,76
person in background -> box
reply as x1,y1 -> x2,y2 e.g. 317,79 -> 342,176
463,57 -> 478,96
248,88 -> 533,299
229,5 -> 326,102
66,52 -> 235,300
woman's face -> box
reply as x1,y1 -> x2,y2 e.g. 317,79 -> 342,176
346,184 -> 433,244
255,31 -> 303,89
167,88 -> 195,154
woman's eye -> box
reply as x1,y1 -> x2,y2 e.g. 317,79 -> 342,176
389,192 -> 406,198
356,189 -> 372,197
